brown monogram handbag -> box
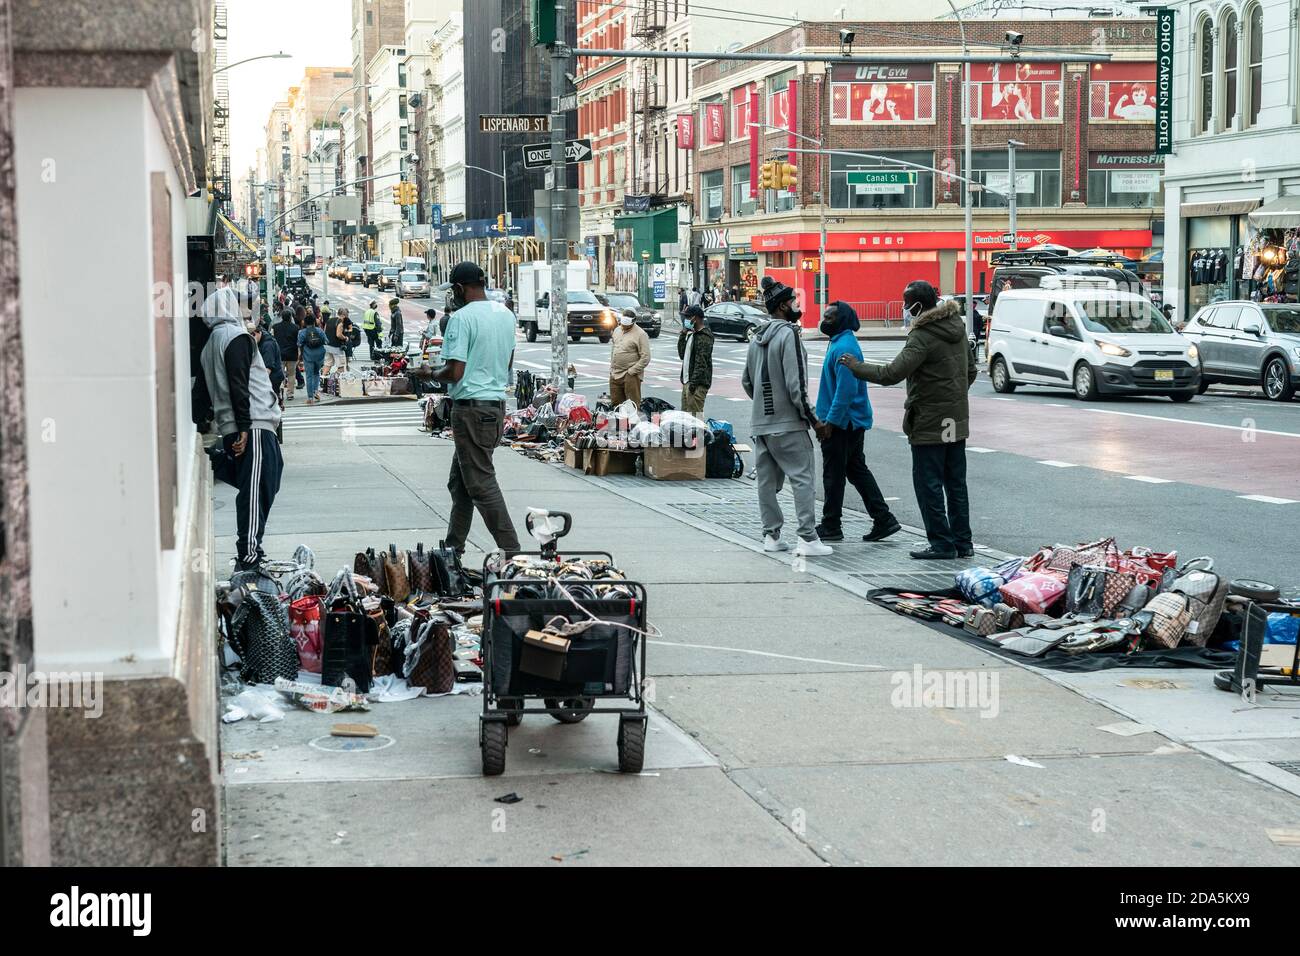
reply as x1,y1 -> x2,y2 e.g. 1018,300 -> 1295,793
408,543 -> 435,595
405,617 -> 454,694
381,544 -> 410,602
354,548 -> 386,593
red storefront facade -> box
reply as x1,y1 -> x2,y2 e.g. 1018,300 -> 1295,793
756,227 -> 1154,323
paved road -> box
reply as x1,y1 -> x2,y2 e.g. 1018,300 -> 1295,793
309,275 -> 1300,584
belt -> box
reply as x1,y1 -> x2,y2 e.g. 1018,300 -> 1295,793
453,399 -> 504,408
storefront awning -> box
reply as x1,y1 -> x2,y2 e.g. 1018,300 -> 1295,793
1179,198 -> 1260,218
1248,195 -> 1300,228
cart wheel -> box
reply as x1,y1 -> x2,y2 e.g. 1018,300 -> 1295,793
545,698 -> 592,723
617,718 -> 646,774
481,720 -> 508,776
500,697 -> 523,727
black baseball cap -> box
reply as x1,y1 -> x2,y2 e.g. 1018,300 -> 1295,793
683,305 -> 705,319
449,261 -> 486,286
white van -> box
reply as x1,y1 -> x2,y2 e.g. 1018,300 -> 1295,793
987,284 -> 1201,401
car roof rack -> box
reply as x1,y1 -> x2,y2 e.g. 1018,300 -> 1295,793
990,251 -> 1136,267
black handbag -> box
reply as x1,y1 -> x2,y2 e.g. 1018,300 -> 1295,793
1065,564 -> 1108,618
429,541 -> 471,597
228,589 -> 298,685
320,570 -> 377,692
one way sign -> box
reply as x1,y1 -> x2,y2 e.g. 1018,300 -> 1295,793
521,138 -> 593,169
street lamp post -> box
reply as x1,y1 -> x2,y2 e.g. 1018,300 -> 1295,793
947,0 -> 975,335
1008,139 -> 1026,252
213,52 -> 291,75
463,161 -> 508,287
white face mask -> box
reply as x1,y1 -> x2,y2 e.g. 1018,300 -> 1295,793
619,315 -> 634,327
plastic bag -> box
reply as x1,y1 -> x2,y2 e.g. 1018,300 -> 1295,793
1265,612 -> 1299,645
628,421 -> 663,448
556,392 -> 588,416
614,400 -> 641,425
223,686 -> 286,723
706,418 -> 735,442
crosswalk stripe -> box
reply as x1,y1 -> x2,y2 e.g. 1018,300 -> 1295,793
1238,494 -> 1298,505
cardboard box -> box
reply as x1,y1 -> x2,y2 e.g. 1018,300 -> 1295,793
585,448 -> 639,476
643,445 -> 707,481
564,442 -> 586,470
520,629 -> 571,681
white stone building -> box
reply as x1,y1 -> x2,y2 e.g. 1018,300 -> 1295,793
1161,0 -> 1300,319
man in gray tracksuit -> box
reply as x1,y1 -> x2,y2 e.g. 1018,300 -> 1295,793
201,277 -> 284,572
742,277 -> 832,557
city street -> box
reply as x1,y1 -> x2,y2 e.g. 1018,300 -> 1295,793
318,274 -> 1300,586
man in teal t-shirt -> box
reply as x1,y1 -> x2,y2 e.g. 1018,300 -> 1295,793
433,262 -> 520,552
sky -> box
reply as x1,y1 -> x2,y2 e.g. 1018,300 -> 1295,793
225,0 -> 354,176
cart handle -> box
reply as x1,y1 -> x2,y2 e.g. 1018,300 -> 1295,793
524,510 -> 572,541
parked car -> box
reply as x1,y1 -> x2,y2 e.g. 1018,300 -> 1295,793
987,285 -> 1199,402
377,266 -> 401,292
362,261 -> 384,287
396,271 -> 430,298
1180,301 -> 1300,401
703,301 -> 766,341
346,262 -> 365,283
598,292 -> 660,338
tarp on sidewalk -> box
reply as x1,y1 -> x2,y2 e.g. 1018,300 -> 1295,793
867,588 -> 1237,672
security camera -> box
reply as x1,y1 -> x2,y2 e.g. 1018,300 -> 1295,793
840,29 -> 856,44
1005,30 -> 1025,45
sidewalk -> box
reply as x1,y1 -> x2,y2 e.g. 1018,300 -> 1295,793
217,419 -> 1300,866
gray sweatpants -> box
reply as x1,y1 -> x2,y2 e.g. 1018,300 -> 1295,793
754,429 -> 818,541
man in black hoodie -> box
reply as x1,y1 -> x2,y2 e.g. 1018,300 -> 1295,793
272,309 -> 299,401
841,280 -> 977,560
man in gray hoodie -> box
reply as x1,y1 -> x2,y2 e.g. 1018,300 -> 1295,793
742,277 -> 832,557
201,276 -> 284,572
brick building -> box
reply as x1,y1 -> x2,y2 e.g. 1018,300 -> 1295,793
689,18 -> 1165,321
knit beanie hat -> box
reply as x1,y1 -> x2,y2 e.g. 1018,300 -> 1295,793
760,275 -> 794,314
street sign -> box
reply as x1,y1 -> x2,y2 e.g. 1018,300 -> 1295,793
845,170 -> 916,187
651,263 -> 667,303
479,114 -> 551,134
256,218 -> 265,239
552,93 -> 577,113
522,138 -> 593,169
1155,8 -> 1175,154
430,203 -> 442,227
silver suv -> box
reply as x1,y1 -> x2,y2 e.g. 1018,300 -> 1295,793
1182,301 -> 1300,400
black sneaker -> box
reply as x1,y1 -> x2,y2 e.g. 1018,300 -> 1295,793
957,547 -> 975,558
909,547 -> 958,560
863,518 -> 902,542
814,524 -> 844,542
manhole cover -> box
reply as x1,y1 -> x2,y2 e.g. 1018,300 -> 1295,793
308,734 -> 396,753
1270,761 -> 1300,777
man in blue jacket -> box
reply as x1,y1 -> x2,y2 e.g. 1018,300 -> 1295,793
815,301 -> 900,543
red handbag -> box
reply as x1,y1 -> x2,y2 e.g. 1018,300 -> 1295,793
289,596 -> 324,673
998,571 -> 1069,615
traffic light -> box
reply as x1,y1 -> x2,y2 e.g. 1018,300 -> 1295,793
758,160 -> 777,191
780,162 -> 798,191
406,181 -> 418,205
497,213 -> 506,233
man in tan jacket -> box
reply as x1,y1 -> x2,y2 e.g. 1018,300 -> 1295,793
609,314 -> 651,406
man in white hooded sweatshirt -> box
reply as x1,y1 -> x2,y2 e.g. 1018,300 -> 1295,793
201,277 -> 284,572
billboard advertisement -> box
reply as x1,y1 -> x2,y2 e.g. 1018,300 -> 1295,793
829,63 -> 934,123
1088,62 -> 1157,121
969,63 -> 1062,121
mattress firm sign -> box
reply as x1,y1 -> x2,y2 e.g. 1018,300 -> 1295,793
1155,8 -> 1175,154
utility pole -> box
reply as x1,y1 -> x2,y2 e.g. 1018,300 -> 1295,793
263,183 -> 275,304
548,0 -> 569,395
1008,139 -> 1025,253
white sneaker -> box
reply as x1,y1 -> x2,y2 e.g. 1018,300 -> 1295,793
794,537 -> 833,557
763,535 -> 789,552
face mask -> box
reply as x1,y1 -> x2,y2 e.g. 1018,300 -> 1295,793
787,306 -> 802,322
907,301 -> 923,317
619,315 -> 634,327
819,316 -> 838,336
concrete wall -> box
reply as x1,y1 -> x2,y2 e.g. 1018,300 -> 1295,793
15,87 -> 196,676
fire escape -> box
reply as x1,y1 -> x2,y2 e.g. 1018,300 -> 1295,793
631,0 -> 666,199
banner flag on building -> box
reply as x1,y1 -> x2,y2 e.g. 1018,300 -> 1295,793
677,113 -> 695,150
704,102 -> 725,145
787,78 -> 799,165
749,84 -> 760,199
